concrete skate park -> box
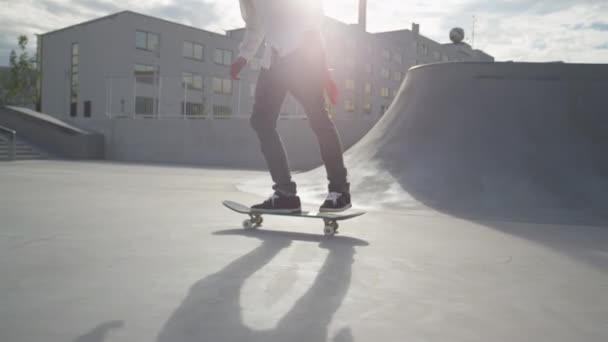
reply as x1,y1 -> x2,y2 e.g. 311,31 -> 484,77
2,62 -> 608,342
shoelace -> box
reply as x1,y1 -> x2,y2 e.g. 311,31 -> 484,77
267,193 -> 279,205
325,192 -> 342,205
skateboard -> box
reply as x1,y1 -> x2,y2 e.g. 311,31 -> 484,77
222,200 -> 365,237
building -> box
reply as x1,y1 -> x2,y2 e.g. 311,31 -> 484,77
38,10 -> 493,121
0,66 -> 9,105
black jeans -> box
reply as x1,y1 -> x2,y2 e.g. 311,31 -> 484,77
250,47 -> 349,196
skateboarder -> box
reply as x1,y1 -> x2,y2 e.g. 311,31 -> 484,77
231,0 -> 351,213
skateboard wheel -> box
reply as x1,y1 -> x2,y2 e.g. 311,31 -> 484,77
253,216 -> 263,226
323,224 -> 337,237
243,219 -> 254,230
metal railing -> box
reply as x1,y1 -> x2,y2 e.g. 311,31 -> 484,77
0,125 -> 16,161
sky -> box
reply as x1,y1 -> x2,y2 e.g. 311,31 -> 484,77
0,0 -> 607,66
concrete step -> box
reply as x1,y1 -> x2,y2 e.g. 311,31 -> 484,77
0,136 -> 47,161
0,144 -> 38,150
0,153 -> 46,161
0,147 -> 40,152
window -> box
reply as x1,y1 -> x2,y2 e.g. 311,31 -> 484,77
84,100 -> 91,118
364,83 -> 372,95
345,79 -> 355,90
417,42 -> 430,56
344,100 -> 355,112
182,72 -> 203,90
392,71 -> 403,82
136,31 -> 146,49
182,101 -> 205,117
70,42 -> 79,117
213,77 -> 232,94
70,102 -> 77,117
382,49 -> 390,61
136,30 -> 159,51
392,52 -> 403,64
381,67 -> 390,79
380,87 -> 390,98
135,96 -> 155,115
213,105 -> 232,118
183,41 -> 204,61
214,49 -> 233,66
135,64 -> 156,84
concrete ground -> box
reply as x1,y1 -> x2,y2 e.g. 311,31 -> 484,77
1,161 -> 607,342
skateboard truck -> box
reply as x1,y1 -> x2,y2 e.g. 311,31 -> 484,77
243,214 -> 338,236
243,214 -> 264,230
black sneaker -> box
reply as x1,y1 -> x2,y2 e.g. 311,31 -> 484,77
320,192 -> 352,212
251,193 -> 302,214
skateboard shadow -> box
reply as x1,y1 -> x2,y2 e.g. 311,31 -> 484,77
155,229 -> 368,342
213,228 -> 370,247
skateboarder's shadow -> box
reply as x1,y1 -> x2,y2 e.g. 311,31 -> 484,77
156,229 -> 369,342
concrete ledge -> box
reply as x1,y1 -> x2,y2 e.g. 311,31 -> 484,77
68,117 -> 376,170
0,106 -> 105,159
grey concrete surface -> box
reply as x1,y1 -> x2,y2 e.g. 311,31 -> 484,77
1,160 -> 607,342
293,62 -> 608,224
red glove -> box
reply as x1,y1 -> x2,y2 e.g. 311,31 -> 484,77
324,69 -> 338,106
230,57 -> 247,80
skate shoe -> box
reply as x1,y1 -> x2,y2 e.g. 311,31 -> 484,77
319,192 -> 352,212
251,193 -> 302,214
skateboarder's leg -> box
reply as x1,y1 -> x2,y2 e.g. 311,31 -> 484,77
285,53 -> 350,194
250,67 -> 297,196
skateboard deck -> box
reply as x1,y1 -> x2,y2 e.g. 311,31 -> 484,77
222,200 -> 365,236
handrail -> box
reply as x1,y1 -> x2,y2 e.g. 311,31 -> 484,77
0,125 -> 16,161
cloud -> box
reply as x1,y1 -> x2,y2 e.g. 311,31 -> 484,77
569,21 -> 608,31
458,0 -> 577,16
590,22 -> 608,31
572,23 -> 585,30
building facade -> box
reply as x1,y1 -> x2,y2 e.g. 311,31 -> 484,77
38,11 -> 494,121
0,66 -> 9,105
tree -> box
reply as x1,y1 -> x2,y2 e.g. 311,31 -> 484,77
4,35 -> 37,106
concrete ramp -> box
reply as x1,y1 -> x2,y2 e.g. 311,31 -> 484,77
301,62 -> 608,223
0,106 -> 104,159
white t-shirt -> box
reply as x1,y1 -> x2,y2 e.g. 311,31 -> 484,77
238,0 -> 324,68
